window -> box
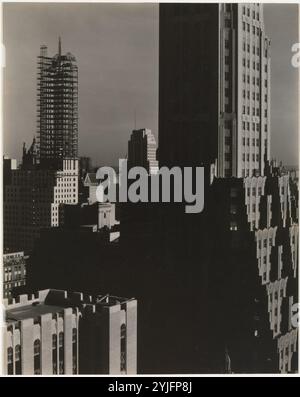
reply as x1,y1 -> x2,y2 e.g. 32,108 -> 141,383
72,329 -> 77,375
7,347 -> 13,375
263,272 -> 267,282
59,332 -> 64,374
15,345 -> 21,375
52,334 -> 57,374
34,339 -> 41,375
120,324 -> 126,373
230,221 -> 238,231
264,239 -> 267,248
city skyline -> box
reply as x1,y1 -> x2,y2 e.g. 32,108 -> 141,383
3,3 -> 299,167
2,3 -> 298,375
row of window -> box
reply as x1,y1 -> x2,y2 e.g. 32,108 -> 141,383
242,153 -> 260,162
246,186 -> 263,196
242,42 -> 261,57
242,22 -> 260,36
242,6 -> 260,21
242,137 -> 260,146
258,237 -> 273,249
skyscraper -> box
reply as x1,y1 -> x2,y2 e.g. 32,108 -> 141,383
37,38 -> 78,169
157,3 -> 298,373
128,128 -> 159,174
159,4 -> 270,178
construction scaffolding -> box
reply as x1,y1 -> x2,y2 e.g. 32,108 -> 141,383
37,38 -> 78,169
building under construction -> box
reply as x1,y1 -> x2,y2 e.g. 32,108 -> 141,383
37,38 -> 78,169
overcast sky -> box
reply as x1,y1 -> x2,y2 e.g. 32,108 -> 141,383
3,3 -> 299,166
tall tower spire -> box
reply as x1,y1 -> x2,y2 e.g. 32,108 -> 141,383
58,36 -> 62,56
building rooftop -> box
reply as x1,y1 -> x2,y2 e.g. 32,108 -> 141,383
6,304 -> 63,323
4,289 -> 135,324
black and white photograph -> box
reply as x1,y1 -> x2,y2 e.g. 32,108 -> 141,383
1,1 -> 299,377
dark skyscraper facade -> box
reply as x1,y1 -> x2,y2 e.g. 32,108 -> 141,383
157,3 -> 298,373
37,38 -> 78,168
159,4 -> 219,169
